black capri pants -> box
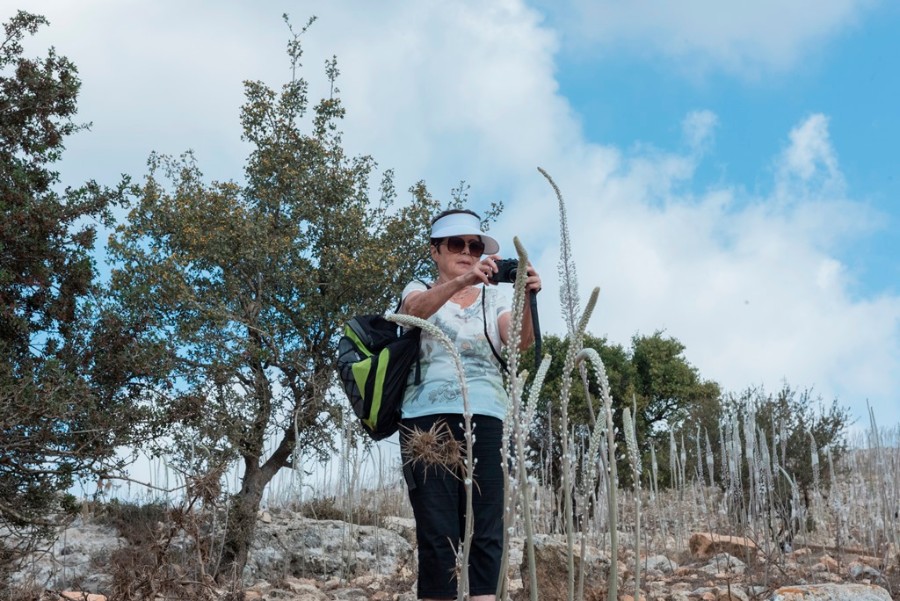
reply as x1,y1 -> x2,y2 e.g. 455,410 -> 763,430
400,413 -> 505,599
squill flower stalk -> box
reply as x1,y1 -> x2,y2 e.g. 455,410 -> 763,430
575,346 -> 618,601
576,373 -> 606,601
505,354 -> 551,601
498,368 -> 526,601
623,403 -> 642,599
556,288 -> 598,600
497,237 -> 528,599
538,167 -> 579,336
539,166 -> 597,601
386,312 -> 475,601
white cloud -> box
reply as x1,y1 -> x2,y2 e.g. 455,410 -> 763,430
777,114 -> 843,193
682,110 -> 718,154
542,0 -> 881,76
541,111 -> 900,426
13,0 -> 898,431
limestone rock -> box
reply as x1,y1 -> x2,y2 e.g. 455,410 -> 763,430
59,593 -> 107,601
699,553 -> 746,576
519,534 -> 611,601
689,532 -> 758,563
381,516 -> 416,544
770,583 -> 891,601
9,518 -> 125,590
245,514 -> 413,583
644,554 -> 678,574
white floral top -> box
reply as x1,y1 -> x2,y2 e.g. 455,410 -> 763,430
400,281 -> 510,421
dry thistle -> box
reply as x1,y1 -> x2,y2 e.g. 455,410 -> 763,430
401,420 -> 466,480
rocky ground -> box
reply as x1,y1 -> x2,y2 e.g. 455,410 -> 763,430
8,509 -> 899,601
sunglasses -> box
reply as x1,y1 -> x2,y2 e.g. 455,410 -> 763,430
441,236 -> 486,257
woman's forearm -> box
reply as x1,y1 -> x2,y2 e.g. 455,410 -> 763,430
400,277 -> 468,319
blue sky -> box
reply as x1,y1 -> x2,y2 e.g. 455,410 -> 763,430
15,0 -> 900,433
547,0 -> 900,300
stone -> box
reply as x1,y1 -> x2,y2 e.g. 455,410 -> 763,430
689,532 -> 758,563
699,553 -> 746,575
10,518 -> 125,589
821,554 -> 839,572
643,554 -> 678,574
382,516 -> 417,544
245,515 -> 413,582
856,555 -> 884,568
770,583 -> 892,600
59,593 -> 107,601
519,534 -> 610,601
715,585 -> 750,601
278,581 -> 327,600
332,587 -> 369,600
848,561 -> 882,581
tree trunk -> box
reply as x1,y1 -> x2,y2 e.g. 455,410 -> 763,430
215,427 -> 295,583
216,464 -> 267,582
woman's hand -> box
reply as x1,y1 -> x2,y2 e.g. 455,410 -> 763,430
466,255 -> 500,286
524,262 -> 542,294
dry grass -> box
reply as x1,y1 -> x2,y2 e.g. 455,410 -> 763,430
401,419 -> 466,481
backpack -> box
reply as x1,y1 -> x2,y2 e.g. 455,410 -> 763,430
336,285 -> 428,440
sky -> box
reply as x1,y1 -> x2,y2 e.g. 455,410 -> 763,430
13,0 -> 900,435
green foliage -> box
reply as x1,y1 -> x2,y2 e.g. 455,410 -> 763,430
106,16 -> 439,579
725,385 -> 851,511
525,331 -> 720,489
0,10 -> 139,561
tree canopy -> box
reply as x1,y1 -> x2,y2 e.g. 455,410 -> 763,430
1,10 -> 138,557
106,17 -> 440,578
524,330 -> 720,490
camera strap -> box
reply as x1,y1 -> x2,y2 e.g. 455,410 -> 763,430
482,289 -> 509,374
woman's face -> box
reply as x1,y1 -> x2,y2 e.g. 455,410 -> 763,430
431,235 -> 483,280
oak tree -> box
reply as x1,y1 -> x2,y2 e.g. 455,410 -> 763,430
107,18 -> 438,579
1,10 -> 139,568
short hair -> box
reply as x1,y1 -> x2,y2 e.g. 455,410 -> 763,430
431,208 -> 481,226
430,208 -> 481,246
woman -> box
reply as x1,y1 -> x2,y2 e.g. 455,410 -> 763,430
399,208 -> 541,601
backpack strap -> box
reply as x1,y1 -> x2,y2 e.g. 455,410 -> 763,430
482,288 -> 509,374
399,279 -> 431,385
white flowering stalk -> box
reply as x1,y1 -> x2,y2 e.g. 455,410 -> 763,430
553,286 -> 598,601
499,368 -> 528,601
538,167 -> 579,337
386,312 -> 475,600
694,427 -> 708,516
808,431 -> 820,495
729,415 -> 743,522
576,386 -> 606,601
776,465 -> 802,551
495,236 -> 535,600
669,429 -> 678,492
513,354 -> 550,601
539,165 -> 608,601
524,354 -> 550,432
623,404 -> 642,599
705,429 -> 715,489
575,346 -> 618,601
826,446 -> 845,552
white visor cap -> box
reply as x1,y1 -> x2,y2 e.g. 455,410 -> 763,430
430,212 -> 500,255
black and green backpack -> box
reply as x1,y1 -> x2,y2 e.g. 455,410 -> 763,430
336,286 -> 428,440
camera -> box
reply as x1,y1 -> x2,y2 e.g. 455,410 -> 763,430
489,258 -> 519,284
